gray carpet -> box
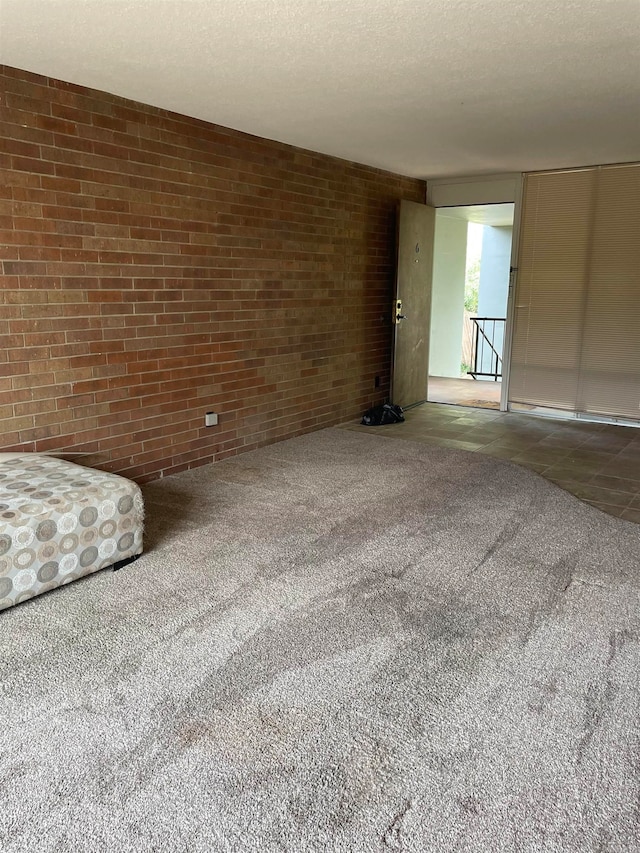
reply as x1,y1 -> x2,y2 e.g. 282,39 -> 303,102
2,428 -> 640,852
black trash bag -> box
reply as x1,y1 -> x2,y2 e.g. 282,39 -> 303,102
361,403 -> 405,426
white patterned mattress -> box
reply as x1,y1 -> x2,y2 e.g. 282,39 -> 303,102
0,454 -> 144,611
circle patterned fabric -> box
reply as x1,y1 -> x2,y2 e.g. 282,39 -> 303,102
0,455 -> 144,610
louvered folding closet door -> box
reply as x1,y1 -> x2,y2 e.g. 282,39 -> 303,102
509,163 -> 640,421
577,164 -> 640,418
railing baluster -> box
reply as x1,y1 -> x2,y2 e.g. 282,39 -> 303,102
467,317 -> 505,381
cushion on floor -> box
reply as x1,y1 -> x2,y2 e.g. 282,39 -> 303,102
0,454 -> 144,610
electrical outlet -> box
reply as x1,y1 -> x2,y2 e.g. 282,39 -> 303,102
205,412 -> 218,427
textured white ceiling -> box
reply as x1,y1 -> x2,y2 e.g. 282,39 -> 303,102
1,0 -> 639,178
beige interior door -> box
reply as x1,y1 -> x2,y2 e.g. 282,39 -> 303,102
391,200 -> 435,408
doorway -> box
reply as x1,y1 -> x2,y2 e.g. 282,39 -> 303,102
428,203 -> 514,410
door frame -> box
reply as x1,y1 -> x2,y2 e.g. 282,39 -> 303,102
499,175 -> 524,412
426,173 -> 524,412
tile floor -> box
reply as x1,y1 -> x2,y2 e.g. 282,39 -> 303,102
341,402 -> 640,525
429,375 -> 501,409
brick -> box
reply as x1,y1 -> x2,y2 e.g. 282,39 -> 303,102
0,64 -> 424,481
11,155 -> 56,176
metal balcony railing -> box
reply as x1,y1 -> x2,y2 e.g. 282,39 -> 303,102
468,317 -> 505,381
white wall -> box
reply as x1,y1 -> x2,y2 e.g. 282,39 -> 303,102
476,225 -> 512,377
478,225 -> 512,316
429,214 -> 468,378
427,174 -> 518,207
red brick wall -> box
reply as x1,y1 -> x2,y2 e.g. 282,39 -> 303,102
0,66 -> 425,481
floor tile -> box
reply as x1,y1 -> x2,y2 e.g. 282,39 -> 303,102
425,437 -> 488,452
422,426 -> 478,439
601,460 -> 640,480
561,449 -> 617,467
535,440 -> 588,453
585,501 -> 626,520
616,444 -> 640,461
580,435 -> 634,454
555,483 -> 632,508
511,447 -> 575,466
478,445 -> 521,460
621,507 -> 640,524
543,465 -> 596,484
588,474 -> 640,494
481,433 -> 539,447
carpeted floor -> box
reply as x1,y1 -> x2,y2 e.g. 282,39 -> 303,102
2,428 -> 640,852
